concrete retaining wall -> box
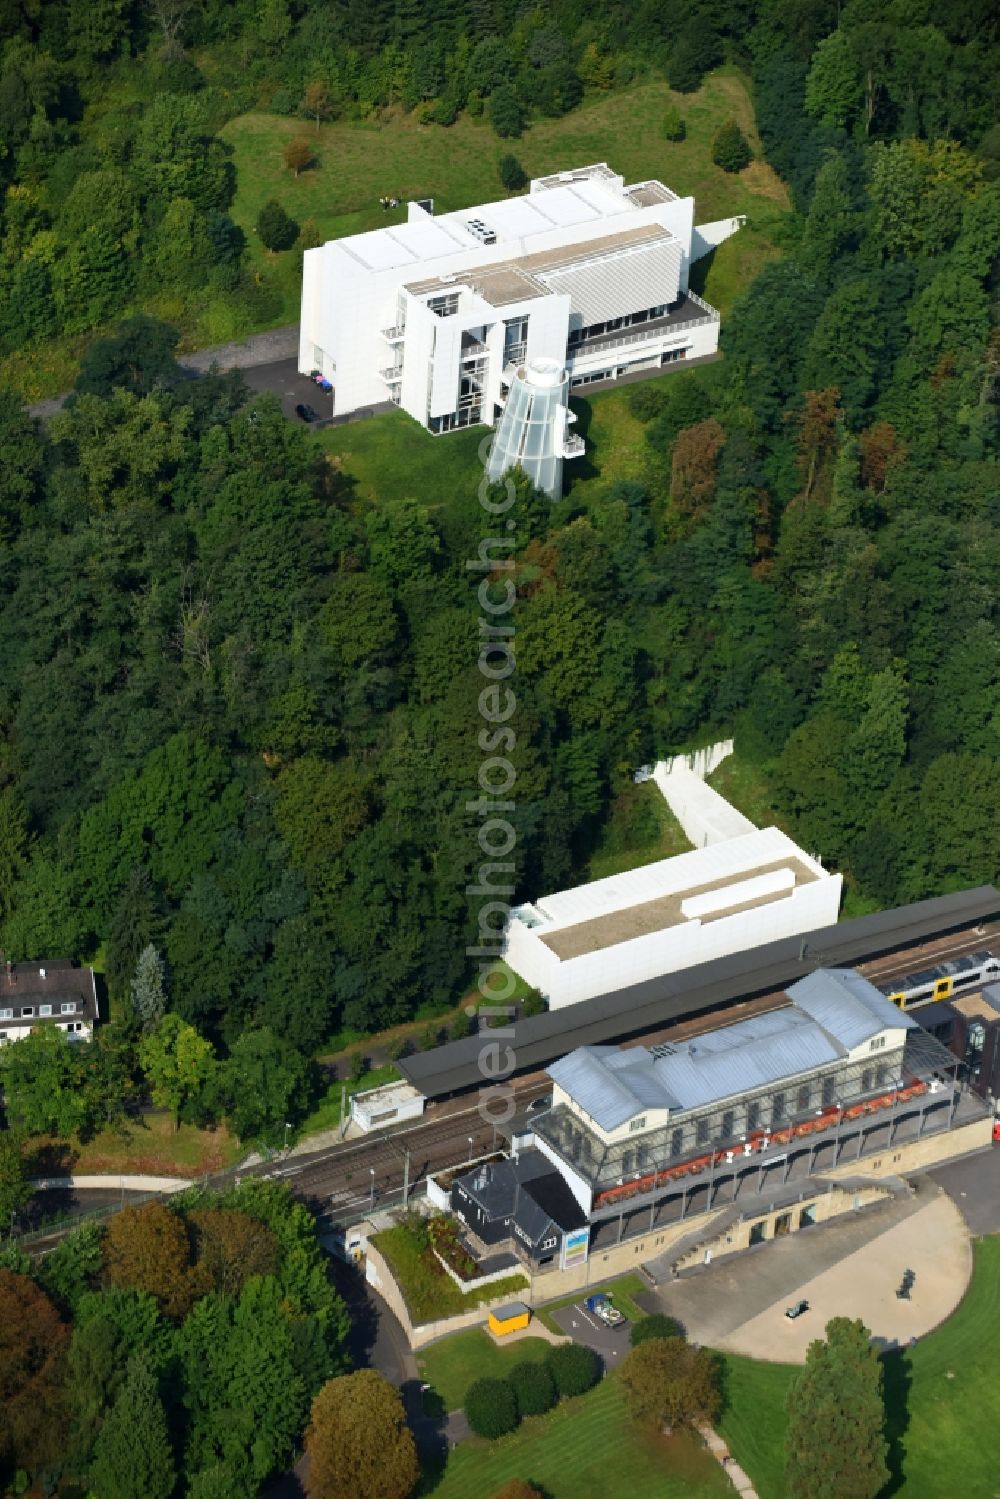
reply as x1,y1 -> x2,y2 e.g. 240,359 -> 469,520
31,1174 -> 189,1193
653,740 -> 757,847
364,1241 -> 530,1351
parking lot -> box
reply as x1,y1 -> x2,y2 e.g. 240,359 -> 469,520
550,1301 -> 632,1367
241,358 -> 334,423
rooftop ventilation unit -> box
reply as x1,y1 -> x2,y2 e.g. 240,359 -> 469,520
466,217 -> 497,246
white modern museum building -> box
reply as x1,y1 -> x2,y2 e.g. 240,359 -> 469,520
299,162 -> 740,452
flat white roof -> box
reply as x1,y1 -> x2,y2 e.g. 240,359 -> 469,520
333,165 -> 675,277
518,827 -> 827,934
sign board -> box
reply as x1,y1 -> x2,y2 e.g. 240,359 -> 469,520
560,1227 -> 590,1270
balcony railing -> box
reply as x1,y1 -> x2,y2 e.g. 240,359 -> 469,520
562,433 -> 585,459
568,314 -> 717,365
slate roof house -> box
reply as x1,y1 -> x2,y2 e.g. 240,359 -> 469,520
451,1151 -> 586,1267
0,959 -> 99,1047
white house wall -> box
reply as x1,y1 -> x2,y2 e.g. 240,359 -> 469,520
540,875 -> 843,1009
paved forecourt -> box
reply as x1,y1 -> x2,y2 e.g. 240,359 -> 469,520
710,1190 -> 970,1362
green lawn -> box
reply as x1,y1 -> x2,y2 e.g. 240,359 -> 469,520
420,1376 -> 732,1498
372,1221 -> 528,1324
705,749 -> 785,833
535,1272 -> 650,1335
317,410 -> 485,512
417,1329 -> 554,1414
223,67 -> 790,327
587,782 -> 691,881
718,1236 -> 1000,1499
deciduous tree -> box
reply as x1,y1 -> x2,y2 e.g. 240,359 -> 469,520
103,1200 -> 195,1320
619,1337 -> 721,1430
283,137 -> 314,176
139,1012 -> 218,1127
0,1270 -> 68,1471
305,1370 -> 418,1498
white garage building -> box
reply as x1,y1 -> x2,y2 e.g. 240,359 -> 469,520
299,163 -> 739,435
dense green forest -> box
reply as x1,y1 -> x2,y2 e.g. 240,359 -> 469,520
0,1 -> 996,1495
0,0 -> 997,1114
0,1181 -> 352,1495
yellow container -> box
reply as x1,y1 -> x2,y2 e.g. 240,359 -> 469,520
488,1300 -> 531,1337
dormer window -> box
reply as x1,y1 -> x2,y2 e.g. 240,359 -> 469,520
629,1116 -> 646,1132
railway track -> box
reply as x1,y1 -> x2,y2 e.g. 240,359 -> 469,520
282,921 -> 1000,1217
23,921 -> 1000,1245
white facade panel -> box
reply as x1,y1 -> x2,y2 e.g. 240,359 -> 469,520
299,163 -> 728,426
540,876 -> 843,1010
538,239 -> 682,326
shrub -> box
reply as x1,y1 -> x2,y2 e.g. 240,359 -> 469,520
490,86 -> 524,139
630,1313 -> 683,1347
546,1341 -> 600,1398
712,120 -> 752,173
509,1360 -> 556,1417
448,1011 -> 472,1042
256,199 -> 299,252
498,153 -> 528,192
465,1376 -> 519,1438
662,105 -> 686,141
490,1483 -> 544,1499
520,987 -> 546,1018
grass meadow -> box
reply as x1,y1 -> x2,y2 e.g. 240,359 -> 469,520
717,1235 -> 1000,1499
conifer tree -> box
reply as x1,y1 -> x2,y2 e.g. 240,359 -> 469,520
89,1355 -> 176,1499
785,1318 -> 889,1499
131,942 -> 168,1032
712,120 -> 752,173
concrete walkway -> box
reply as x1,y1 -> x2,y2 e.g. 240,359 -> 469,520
31,1173 -> 189,1193
699,1425 -> 759,1497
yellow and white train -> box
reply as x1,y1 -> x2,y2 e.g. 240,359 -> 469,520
880,949 -> 1000,1012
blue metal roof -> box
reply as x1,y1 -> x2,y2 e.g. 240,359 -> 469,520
549,968 -> 915,1130
788,968 -> 916,1050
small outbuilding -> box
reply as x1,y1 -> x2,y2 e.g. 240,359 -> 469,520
349,1080 -> 425,1133
488,1301 -> 531,1338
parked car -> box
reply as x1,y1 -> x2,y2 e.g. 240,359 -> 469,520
785,1300 -> 809,1319
585,1293 -> 625,1327
527,1094 -> 552,1114
295,403 -> 319,422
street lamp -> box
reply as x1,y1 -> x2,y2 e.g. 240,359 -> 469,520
369,1167 -> 375,1206
283,1121 -> 291,1154
468,1135 -> 474,1164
